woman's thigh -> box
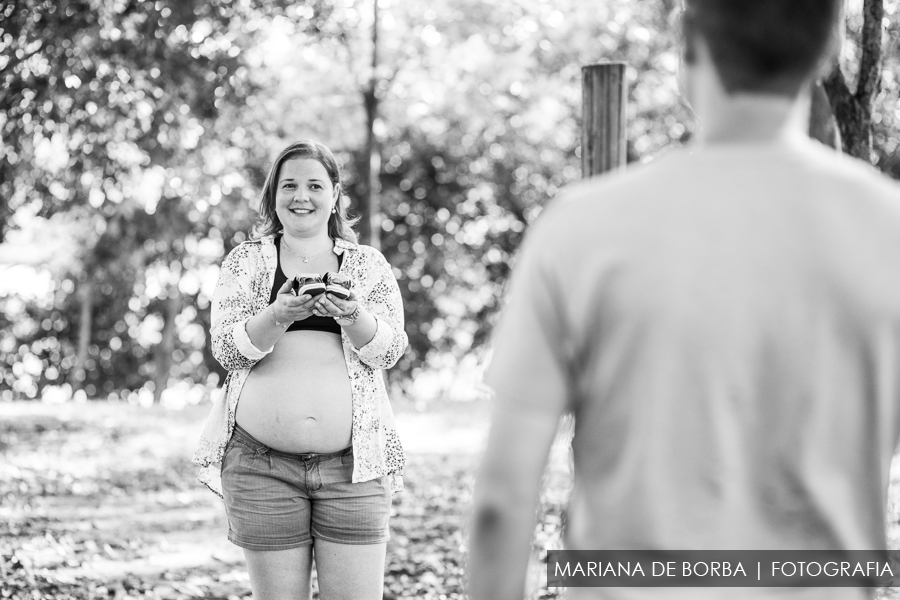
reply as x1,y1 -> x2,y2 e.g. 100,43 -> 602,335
314,538 -> 386,600
221,426 -> 314,550
244,546 -> 314,600
307,452 -> 392,598
309,451 -> 392,545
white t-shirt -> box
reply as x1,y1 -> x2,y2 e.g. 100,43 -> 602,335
487,137 -> 900,599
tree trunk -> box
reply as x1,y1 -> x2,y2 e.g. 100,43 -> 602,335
153,284 -> 181,404
71,277 -> 94,392
358,0 -> 381,249
808,80 -> 840,150
822,0 -> 884,162
0,166 -> 11,245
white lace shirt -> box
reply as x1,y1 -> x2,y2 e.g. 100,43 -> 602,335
193,234 -> 407,497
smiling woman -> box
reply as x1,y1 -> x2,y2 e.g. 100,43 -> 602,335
193,140 -> 409,600
275,159 -> 335,240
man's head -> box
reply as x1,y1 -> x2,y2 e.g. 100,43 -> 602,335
682,0 -> 843,97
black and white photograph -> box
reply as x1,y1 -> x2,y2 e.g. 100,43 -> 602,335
2,0 -> 900,599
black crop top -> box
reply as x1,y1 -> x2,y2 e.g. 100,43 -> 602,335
270,236 -> 343,335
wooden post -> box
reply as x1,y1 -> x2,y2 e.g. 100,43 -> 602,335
582,62 -> 627,178
561,62 -> 627,453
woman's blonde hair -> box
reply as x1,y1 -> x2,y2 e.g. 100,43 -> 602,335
253,140 -> 359,243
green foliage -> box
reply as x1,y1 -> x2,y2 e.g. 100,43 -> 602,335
288,0 -> 693,387
871,3 -> 900,176
1,0 -> 898,402
1,0 -> 243,228
0,0 -> 257,398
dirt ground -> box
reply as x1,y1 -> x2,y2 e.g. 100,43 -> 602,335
0,399 -> 570,600
3,399 -> 900,599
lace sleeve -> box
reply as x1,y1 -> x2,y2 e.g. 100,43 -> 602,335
356,249 -> 409,369
210,245 -> 269,371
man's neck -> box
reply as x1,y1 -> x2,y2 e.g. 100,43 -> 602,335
696,91 -> 811,145
681,39 -> 812,146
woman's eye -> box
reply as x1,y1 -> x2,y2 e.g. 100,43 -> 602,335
310,184 -> 322,191
282,183 -> 295,189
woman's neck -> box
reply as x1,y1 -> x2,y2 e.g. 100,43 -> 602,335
281,230 -> 333,255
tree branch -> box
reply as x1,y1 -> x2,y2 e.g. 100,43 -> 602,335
856,0 -> 884,102
821,58 -> 866,158
821,59 -> 851,106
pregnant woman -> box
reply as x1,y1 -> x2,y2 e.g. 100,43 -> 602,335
194,139 -> 407,600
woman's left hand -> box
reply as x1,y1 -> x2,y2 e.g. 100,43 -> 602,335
313,290 -> 360,323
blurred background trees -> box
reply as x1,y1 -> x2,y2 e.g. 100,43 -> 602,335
2,0 -> 898,404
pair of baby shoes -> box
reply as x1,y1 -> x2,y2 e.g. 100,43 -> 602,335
292,272 -> 352,300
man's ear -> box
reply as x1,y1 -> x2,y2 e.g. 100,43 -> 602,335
814,8 -> 844,80
681,8 -> 698,66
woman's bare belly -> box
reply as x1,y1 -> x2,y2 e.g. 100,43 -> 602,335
235,330 -> 352,453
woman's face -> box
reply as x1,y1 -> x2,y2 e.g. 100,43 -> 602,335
274,158 -> 337,238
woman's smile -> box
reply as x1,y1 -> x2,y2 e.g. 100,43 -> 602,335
287,206 -> 315,215
274,158 -> 336,236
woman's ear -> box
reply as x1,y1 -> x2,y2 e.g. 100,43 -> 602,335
331,184 -> 342,214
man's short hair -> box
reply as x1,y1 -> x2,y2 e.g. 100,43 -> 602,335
682,0 -> 843,96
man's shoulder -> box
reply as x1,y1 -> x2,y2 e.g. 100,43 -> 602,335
813,144 -> 900,195
799,143 -> 900,227
536,151 -> 681,234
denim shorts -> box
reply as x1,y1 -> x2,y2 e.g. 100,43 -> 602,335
220,423 -> 392,550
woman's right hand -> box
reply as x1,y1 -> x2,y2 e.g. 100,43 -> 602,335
272,278 -> 319,326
